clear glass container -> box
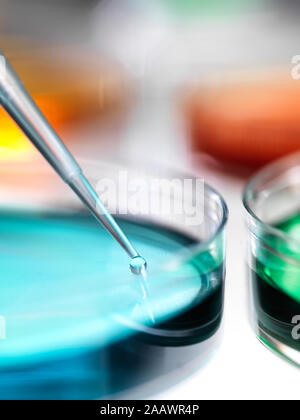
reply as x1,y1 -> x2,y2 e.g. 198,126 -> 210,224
0,158 -> 227,399
243,152 -> 300,366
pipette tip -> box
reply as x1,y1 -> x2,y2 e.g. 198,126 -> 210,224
130,256 -> 147,275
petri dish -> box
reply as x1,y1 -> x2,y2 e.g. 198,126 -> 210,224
0,159 -> 227,399
243,152 -> 300,366
186,71 -> 300,169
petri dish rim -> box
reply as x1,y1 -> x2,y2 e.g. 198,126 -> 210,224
81,157 -> 229,256
0,157 -> 229,259
243,151 -> 300,255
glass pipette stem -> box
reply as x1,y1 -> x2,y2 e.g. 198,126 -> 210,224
0,50 -> 142,262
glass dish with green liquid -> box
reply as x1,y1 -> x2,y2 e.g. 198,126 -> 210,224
244,153 -> 300,366
0,160 -> 227,399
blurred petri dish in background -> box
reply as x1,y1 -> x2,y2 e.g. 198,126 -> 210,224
0,159 -> 227,399
0,38 -> 129,162
186,71 -> 300,169
162,0 -> 261,17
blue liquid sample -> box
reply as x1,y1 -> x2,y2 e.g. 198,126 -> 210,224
0,210 -> 224,399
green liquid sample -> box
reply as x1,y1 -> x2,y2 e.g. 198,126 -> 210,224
162,0 -> 260,17
0,210 -> 224,399
252,212 -> 300,351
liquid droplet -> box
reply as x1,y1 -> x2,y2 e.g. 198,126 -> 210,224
130,256 -> 147,275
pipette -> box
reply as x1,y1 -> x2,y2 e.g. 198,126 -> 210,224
0,50 -> 146,274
